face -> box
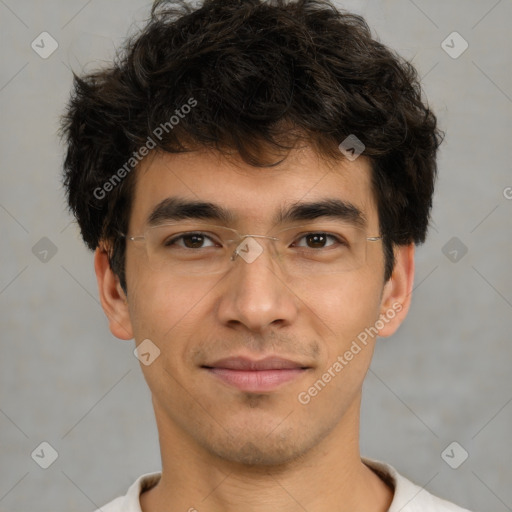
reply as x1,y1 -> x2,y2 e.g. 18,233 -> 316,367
97,145 -> 412,466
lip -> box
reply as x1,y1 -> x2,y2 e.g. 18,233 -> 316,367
205,356 -> 308,370
202,356 -> 310,392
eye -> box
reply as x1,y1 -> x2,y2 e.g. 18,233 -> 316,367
293,232 -> 346,249
164,232 -> 219,249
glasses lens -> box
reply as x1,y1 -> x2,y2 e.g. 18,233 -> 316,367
274,223 -> 369,274
144,223 -> 236,274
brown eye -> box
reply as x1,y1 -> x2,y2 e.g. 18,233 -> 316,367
306,233 -> 328,248
164,232 -> 217,249
182,234 -> 207,248
294,232 -> 340,249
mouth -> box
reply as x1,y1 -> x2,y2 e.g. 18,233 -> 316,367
202,356 -> 311,392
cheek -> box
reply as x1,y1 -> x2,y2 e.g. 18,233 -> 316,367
296,274 -> 383,411
126,275 -> 214,396
295,272 -> 383,344
126,263 -> 230,357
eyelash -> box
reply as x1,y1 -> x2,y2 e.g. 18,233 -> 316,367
164,232 -> 348,249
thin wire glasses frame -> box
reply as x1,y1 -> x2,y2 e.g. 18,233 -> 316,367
121,221 -> 383,275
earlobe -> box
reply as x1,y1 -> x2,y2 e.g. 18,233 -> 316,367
377,244 -> 415,338
94,247 -> 133,340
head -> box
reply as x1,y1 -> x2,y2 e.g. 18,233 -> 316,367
61,0 -> 442,466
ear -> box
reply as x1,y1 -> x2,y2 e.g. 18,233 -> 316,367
377,243 -> 415,338
94,246 -> 133,340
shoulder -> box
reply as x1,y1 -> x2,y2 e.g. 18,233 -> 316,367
362,457 -> 473,512
93,495 -> 124,512
91,472 -> 162,512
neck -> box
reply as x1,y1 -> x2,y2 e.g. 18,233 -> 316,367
140,396 -> 393,512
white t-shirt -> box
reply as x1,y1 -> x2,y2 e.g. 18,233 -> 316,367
94,458 -> 472,512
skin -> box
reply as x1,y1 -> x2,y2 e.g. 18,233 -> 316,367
95,145 -> 415,512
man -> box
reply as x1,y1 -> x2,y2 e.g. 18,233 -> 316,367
61,0 -> 471,510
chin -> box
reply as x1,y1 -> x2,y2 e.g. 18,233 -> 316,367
202,424 -> 324,468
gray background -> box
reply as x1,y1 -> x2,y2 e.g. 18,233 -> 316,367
1,1 -> 511,511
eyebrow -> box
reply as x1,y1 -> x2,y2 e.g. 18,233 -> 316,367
147,197 -> 366,228
148,197 -> 237,226
276,198 -> 366,227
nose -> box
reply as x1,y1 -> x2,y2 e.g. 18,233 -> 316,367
216,236 -> 299,333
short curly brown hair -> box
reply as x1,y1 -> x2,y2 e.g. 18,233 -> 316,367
61,0 -> 443,292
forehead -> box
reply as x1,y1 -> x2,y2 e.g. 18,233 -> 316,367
129,146 -> 378,230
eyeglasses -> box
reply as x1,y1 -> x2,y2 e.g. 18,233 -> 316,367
123,222 -> 382,276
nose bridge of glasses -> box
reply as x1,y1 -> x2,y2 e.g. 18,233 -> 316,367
230,231 -> 283,264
